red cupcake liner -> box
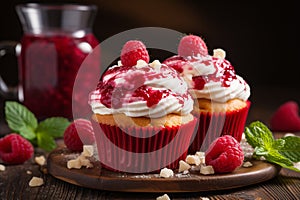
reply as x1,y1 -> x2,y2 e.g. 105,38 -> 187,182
189,101 -> 251,154
92,117 -> 197,173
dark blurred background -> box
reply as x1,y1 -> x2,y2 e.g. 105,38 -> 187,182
0,0 -> 299,132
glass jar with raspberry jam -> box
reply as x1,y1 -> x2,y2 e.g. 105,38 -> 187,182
0,4 -> 100,119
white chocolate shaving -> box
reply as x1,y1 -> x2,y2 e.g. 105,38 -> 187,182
243,161 -> 253,168
67,145 -> 95,169
82,145 -> 94,157
294,162 -> 300,170
284,133 -> 296,137
200,165 -> 215,175
156,194 -> 171,200
178,160 -> 191,172
195,151 -> 206,165
35,155 -> 46,166
29,177 -> 44,187
0,164 -> 5,171
159,167 -> 174,178
136,59 -> 148,68
185,155 -> 201,165
213,48 -> 226,59
149,59 -> 162,70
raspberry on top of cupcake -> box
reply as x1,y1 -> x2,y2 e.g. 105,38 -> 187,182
89,40 -> 194,127
163,34 -> 251,112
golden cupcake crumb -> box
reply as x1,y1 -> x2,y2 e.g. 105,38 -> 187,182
92,113 -> 194,128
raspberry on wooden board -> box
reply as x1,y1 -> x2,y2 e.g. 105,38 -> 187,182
205,135 -> 244,173
63,119 -> 95,152
0,133 -> 34,164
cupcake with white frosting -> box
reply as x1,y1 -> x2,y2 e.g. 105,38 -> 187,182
89,40 -> 197,173
163,34 -> 251,153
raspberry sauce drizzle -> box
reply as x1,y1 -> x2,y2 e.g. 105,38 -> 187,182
98,64 -> 182,109
165,55 -> 237,89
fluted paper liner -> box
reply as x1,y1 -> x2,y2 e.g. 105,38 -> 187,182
189,101 -> 251,154
92,117 -> 197,173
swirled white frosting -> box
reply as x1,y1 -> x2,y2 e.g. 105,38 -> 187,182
180,53 -> 251,103
89,60 -> 194,118
189,75 -> 251,103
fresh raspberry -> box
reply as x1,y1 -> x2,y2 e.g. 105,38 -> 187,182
63,118 -> 95,152
205,135 -> 244,173
162,55 -> 187,73
0,133 -> 34,164
270,101 -> 300,132
120,40 -> 150,67
178,35 -> 208,57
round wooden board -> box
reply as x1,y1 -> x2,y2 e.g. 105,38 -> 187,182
47,147 -> 281,193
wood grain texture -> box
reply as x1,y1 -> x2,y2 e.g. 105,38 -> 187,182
47,147 -> 281,193
1,156 -> 300,199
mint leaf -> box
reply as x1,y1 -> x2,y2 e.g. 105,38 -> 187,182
244,121 -> 274,148
37,117 -> 70,138
18,126 -> 36,141
4,101 -> 70,152
5,101 -> 38,140
254,146 -> 268,156
278,136 -> 300,163
266,149 -> 294,167
37,132 -> 57,152
273,138 -> 285,149
245,121 -> 300,173
266,149 -> 300,172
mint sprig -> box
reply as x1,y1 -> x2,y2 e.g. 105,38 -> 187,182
5,101 -> 37,140
245,121 -> 300,172
5,101 -> 70,151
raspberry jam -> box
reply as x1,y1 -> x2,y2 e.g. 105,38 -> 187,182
191,57 -> 237,89
18,34 -> 99,119
96,64 -> 183,109
132,86 -> 170,108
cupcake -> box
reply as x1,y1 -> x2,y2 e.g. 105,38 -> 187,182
88,40 -> 197,173
163,35 -> 251,153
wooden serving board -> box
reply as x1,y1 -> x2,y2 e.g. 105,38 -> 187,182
47,147 -> 281,193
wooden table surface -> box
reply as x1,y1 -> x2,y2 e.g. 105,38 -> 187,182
1,86 -> 300,200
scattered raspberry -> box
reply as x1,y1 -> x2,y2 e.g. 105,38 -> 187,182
120,40 -> 150,67
0,133 -> 34,164
205,135 -> 244,173
178,35 -> 208,57
63,118 -> 95,152
162,55 -> 187,73
270,101 -> 300,132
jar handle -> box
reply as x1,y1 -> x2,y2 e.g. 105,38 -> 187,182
0,41 -> 20,100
